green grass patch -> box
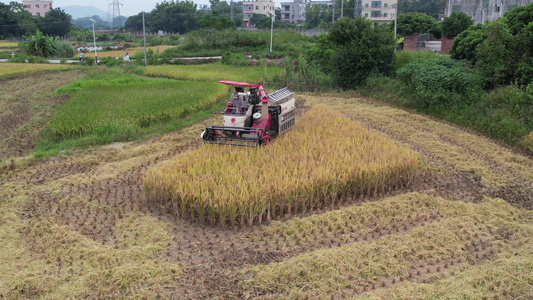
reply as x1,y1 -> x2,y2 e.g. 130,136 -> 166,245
144,64 -> 263,83
50,77 -> 227,137
34,96 -> 227,158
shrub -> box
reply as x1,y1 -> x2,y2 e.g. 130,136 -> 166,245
221,51 -> 248,66
329,18 -> 395,88
397,57 -> 481,111
56,42 -> 74,58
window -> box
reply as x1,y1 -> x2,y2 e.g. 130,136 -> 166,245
495,5 -> 500,12
44,4 -> 48,8
365,3 -> 369,7
26,4 -> 31,8
371,1 -> 382,8
36,4 -> 40,8
256,5 -> 259,9
384,3 -> 388,7
36,12 -> 41,16
384,12 -> 387,17
452,5 -> 461,13
365,13 -> 368,17
508,4 -> 518,10
371,10 -> 381,17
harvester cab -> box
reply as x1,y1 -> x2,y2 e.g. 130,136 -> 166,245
201,81 -> 296,147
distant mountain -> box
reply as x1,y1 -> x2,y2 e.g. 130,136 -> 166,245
61,5 -> 108,20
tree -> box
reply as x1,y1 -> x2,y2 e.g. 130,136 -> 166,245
394,12 -> 439,36
124,13 -> 145,31
449,23 -> 485,63
304,4 -> 333,29
398,0 -> 446,19
150,1 -> 199,34
250,13 -> 272,29
199,10 -> 235,29
441,12 -> 473,38
0,2 -> 36,38
19,28 -> 58,57
36,7 -> 72,36
328,17 -> 395,88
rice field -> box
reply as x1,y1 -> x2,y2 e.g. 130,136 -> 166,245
82,46 -> 177,59
50,79 -> 228,137
144,64 -> 263,83
0,63 -> 74,77
145,105 -> 419,228
0,41 -> 18,49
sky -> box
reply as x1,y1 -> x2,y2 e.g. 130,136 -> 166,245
1,0 -> 282,17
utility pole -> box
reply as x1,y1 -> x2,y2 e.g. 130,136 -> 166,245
143,12 -> 147,66
341,0 -> 344,18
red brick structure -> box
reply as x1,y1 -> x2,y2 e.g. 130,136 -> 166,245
403,34 -> 418,51
440,34 -> 454,54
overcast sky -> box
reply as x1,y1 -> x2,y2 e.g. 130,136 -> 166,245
1,0 -> 283,17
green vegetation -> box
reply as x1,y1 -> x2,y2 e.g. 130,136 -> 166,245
144,64 -> 263,83
394,12 -> 440,37
50,71 -> 228,137
329,17 -> 395,88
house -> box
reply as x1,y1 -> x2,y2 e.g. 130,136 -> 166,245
445,0 -> 532,24
243,0 -> 275,27
361,0 -> 398,25
23,0 -> 53,17
281,0 -> 307,24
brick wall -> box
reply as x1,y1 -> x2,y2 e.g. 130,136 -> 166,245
441,34 -> 454,54
403,34 -> 418,51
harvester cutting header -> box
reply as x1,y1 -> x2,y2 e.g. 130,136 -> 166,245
201,81 -> 296,146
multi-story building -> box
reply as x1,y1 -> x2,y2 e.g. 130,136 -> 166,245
243,0 -> 275,27
361,0 -> 397,25
445,0 -> 531,24
23,0 -> 53,17
281,0 -> 307,24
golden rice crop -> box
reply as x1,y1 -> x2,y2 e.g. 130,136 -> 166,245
82,46 -> 177,59
144,64 -> 263,83
0,63 -> 73,77
144,105 -> 419,228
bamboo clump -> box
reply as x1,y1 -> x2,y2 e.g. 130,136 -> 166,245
144,105 -> 419,228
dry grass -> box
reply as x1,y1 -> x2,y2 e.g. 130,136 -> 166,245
145,105 -> 419,228
0,63 -> 74,78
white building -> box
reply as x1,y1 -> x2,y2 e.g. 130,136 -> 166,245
243,0 -> 276,27
281,0 -> 307,24
361,0 -> 397,25
23,0 -> 53,17
445,0 -> 531,24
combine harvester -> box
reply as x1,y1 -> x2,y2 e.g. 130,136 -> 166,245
201,80 -> 296,146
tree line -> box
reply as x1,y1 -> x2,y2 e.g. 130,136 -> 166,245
0,2 -> 71,38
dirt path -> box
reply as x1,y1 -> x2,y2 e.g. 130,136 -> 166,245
0,70 -> 83,159
0,93 -> 531,299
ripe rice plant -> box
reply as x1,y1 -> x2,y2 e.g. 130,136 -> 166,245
144,65 -> 263,83
145,105 -> 419,228
81,46 -> 177,59
50,79 -> 228,137
0,63 -> 73,77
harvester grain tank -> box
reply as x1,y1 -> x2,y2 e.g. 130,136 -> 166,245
201,81 -> 296,146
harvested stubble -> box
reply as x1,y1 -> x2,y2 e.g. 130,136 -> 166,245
145,105 -> 419,228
